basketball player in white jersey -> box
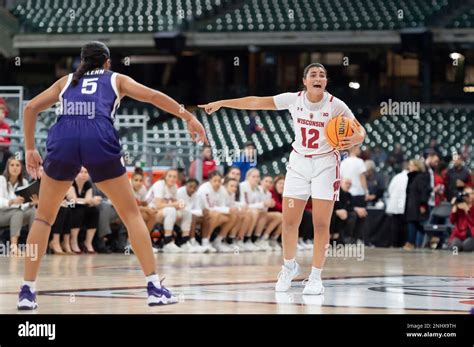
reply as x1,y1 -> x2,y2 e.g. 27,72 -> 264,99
199,63 -> 366,294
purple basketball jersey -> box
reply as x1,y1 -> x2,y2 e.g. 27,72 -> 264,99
59,69 -> 120,122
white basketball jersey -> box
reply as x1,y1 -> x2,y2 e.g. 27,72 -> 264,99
273,91 -> 355,156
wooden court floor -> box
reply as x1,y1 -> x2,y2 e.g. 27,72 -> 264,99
0,248 -> 473,314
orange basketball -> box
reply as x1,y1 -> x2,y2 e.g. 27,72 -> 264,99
325,115 -> 354,148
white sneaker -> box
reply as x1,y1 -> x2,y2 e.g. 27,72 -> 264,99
270,239 -> 282,251
254,239 -> 272,251
302,277 -> 325,295
244,241 -> 260,252
152,246 -> 160,254
190,242 -> 206,253
201,243 -> 217,253
162,242 -> 183,253
188,239 -> 205,253
212,241 -> 233,253
297,240 -> 306,251
234,240 -> 248,253
179,241 -> 197,253
275,263 -> 300,292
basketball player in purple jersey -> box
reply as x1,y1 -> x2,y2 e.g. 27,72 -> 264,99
17,41 -> 208,309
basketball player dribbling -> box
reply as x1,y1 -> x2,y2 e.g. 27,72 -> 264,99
17,41 -> 208,310
199,63 -> 366,295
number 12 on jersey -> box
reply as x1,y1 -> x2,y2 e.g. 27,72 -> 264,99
301,127 -> 319,149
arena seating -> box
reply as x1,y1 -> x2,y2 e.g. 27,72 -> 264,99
11,0 -> 233,34
447,8 -> 474,28
198,0 -> 453,32
10,0 -> 462,33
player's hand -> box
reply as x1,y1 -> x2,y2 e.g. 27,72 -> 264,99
30,194 -> 39,206
198,101 -> 222,115
186,117 -> 209,145
26,149 -> 43,180
11,196 -> 25,205
337,119 -> 365,150
92,196 -> 102,205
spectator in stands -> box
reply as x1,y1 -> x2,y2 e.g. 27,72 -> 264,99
370,145 -> 387,167
331,178 -> 357,244
387,143 -> 405,173
444,152 -> 472,202
176,178 -> 203,253
255,175 -> 282,251
269,175 -> 284,214
341,145 -> 369,207
189,145 -> 217,181
404,159 -> 431,250
147,169 -> 187,253
448,186 -> 474,252
0,98 -> 13,173
423,151 -> 441,215
232,141 -> 257,182
238,168 -> 273,251
0,158 -> 37,255
247,111 -> 264,136
225,166 -> 242,200
385,162 -> 409,247
67,167 -> 101,254
0,98 -> 11,148
365,159 -> 387,207
131,170 -> 157,232
49,200 -> 72,255
197,171 -> 238,253
222,177 -> 249,248
176,168 -> 187,187
92,182 -> 124,253
424,138 -> 443,158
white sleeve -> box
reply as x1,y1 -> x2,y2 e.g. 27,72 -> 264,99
358,159 -> 367,175
272,92 -> 298,110
332,97 -> 355,120
154,181 -> 166,199
0,177 -> 10,208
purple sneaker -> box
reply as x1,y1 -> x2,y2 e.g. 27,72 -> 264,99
147,281 -> 178,306
17,285 -> 38,310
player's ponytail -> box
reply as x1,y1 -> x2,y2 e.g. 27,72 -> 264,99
71,41 -> 111,87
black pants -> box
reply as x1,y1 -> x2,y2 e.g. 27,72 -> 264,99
299,210 -> 313,241
331,211 -> 357,243
69,206 -> 100,230
387,214 -> 407,247
51,207 -> 71,235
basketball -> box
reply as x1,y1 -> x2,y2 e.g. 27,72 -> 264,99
325,115 -> 354,148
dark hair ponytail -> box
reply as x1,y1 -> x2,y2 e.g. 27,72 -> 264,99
71,41 -> 110,87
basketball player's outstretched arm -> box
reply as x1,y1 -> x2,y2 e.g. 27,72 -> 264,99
198,96 -> 277,114
23,76 -> 68,179
117,75 -> 208,144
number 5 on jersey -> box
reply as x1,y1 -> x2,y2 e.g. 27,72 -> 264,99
81,78 -> 99,95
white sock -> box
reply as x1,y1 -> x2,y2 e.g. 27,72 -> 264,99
309,267 -> 322,280
22,280 -> 36,292
146,274 -> 161,288
202,238 -> 210,246
214,236 -> 223,243
262,234 -> 269,240
283,258 -> 296,270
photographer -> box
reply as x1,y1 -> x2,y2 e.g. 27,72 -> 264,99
448,187 -> 474,252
